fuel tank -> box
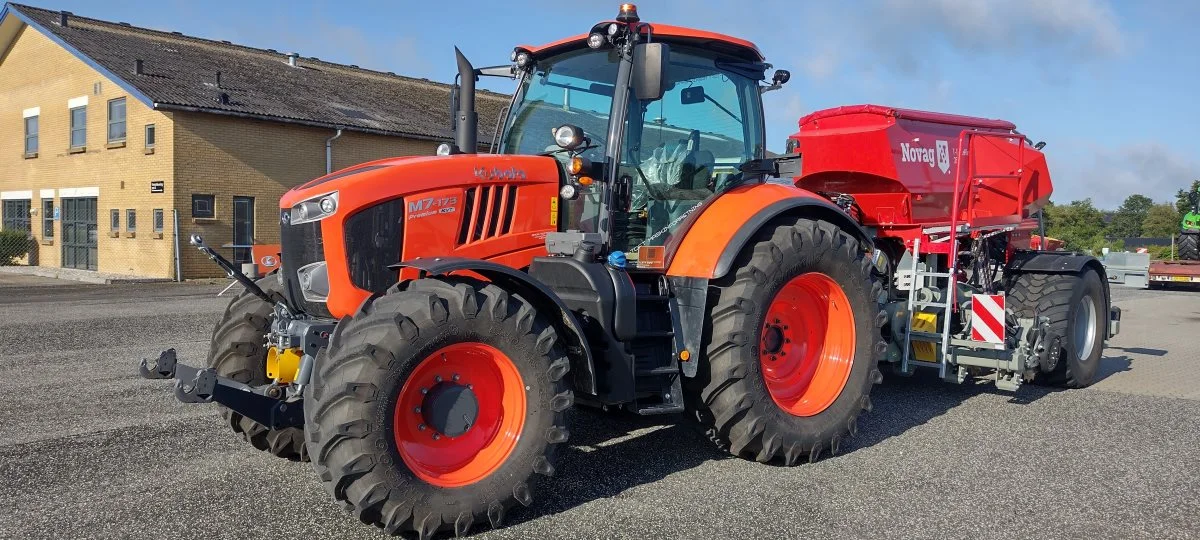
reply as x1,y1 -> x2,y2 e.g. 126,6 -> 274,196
788,104 -> 1053,229
279,153 -> 561,318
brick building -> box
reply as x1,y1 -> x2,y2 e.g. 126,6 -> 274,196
0,3 -> 506,278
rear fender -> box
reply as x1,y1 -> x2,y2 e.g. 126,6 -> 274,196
1006,250 -> 1112,335
667,182 -> 873,280
390,257 -> 597,395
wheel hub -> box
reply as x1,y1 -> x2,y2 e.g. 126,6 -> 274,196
421,382 -> 478,438
762,325 -> 785,355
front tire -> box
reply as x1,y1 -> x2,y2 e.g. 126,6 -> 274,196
207,274 -> 307,461
1180,232 -> 1199,261
305,277 -> 571,538
692,218 -> 885,464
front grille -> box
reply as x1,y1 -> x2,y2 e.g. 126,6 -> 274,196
458,185 -> 517,244
344,199 -> 405,295
280,219 -> 330,318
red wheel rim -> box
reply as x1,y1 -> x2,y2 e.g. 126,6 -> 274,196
759,273 -> 856,417
392,342 -> 526,487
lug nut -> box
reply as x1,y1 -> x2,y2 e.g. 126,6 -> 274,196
414,407 -> 421,414
435,375 -> 443,383
418,424 -> 426,431
420,387 -> 428,395
453,374 -> 460,382
432,434 -> 441,440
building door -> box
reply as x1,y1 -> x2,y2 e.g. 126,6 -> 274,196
232,196 -> 254,264
61,197 -> 97,270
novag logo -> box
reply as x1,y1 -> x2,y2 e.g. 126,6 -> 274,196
900,140 -> 951,174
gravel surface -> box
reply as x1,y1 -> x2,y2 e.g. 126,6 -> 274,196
1,274 -> 1197,539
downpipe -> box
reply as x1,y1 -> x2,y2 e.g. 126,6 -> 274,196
325,128 -> 343,174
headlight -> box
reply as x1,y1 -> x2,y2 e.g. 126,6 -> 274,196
290,191 -> 339,225
553,124 -> 585,150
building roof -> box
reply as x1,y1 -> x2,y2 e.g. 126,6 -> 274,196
0,3 -> 510,143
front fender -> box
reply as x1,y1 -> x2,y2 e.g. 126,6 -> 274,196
667,182 -> 872,280
390,257 -> 597,396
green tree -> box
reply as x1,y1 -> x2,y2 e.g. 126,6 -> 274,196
1142,203 -> 1181,238
1045,198 -> 1106,252
1107,193 -> 1153,239
1175,179 -> 1200,218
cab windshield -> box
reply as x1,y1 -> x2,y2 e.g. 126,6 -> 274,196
499,49 -> 617,160
499,45 -> 766,257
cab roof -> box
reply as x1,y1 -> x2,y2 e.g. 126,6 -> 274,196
519,22 -> 764,62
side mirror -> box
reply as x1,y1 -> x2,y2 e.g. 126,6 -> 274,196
632,43 -> 669,101
614,174 -> 633,213
772,70 -> 791,85
680,86 -> 705,105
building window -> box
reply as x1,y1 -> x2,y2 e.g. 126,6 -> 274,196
153,209 -> 164,233
145,124 -> 156,149
24,116 -> 38,155
108,97 -> 126,143
126,209 -> 136,232
70,106 -> 87,148
192,194 -> 215,218
2,200 -> 32,232
42,199 -> 54,238
110,209 -> 120,231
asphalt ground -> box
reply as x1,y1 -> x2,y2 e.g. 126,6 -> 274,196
1,274 -> 1198,539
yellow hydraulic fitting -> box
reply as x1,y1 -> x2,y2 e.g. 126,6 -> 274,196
265,346 -> 303,383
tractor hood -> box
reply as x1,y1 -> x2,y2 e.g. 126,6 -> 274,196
278,153 -> 563,319
280,154 -> 561,210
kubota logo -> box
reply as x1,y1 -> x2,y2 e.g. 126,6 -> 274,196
900,140 -> 951,174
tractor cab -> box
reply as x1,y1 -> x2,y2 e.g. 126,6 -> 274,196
494,4 -> 780,268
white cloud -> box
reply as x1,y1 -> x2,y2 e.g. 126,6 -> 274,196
1055,142 -> 1199,208
879,0 -> 1125,58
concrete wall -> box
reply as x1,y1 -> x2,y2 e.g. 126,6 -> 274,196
0,25 -> 176,277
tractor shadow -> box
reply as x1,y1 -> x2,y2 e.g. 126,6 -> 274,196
504,407 -> 725,527
502,354 -> 1137,529
852,353 -> 1133,448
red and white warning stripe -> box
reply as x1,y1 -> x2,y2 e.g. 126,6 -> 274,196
971,294 -> 1006,344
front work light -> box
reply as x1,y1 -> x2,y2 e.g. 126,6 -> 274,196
587,32 -> 606,49
553,124 -> 585,150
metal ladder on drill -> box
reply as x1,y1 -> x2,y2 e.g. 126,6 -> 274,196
901,235 -> 959,379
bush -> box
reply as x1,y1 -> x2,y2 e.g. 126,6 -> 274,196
1136,245 -> 1175,260
0,229 -> 32,265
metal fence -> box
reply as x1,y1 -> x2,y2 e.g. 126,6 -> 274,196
0,229 -> 36,266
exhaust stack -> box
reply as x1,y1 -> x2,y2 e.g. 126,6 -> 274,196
454,47 -> 478,153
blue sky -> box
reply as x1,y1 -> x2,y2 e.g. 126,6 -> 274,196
36,0 -> 1200,208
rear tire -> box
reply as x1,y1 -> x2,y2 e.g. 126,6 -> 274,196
305,277 -> 571,538
1007,268 -> 1106,388
691,218 -> 885,464
207,274 -> 307,461
1179,232 -> 1199,261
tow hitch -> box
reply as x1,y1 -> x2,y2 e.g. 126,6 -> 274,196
140,349 -> 304,429
137,234 -> 316,430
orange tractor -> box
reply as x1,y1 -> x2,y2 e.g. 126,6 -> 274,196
141,4 -> 1118,538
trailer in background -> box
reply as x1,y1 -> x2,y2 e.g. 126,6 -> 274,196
1101,252 -> 1150,289
1150,259 -> 1200,287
